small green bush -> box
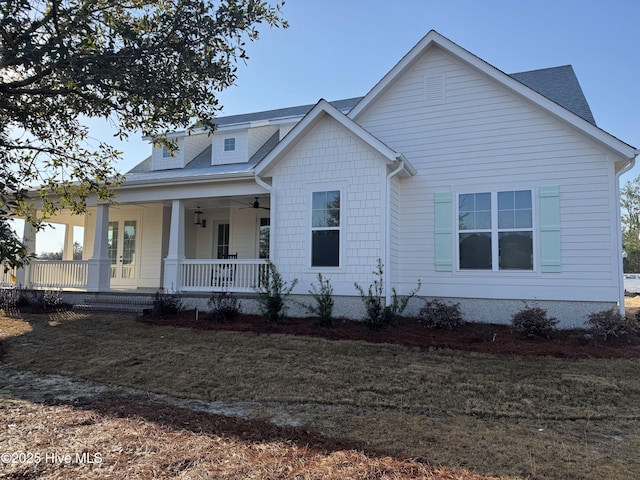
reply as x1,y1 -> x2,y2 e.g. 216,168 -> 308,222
418,299 -> 465,329
300,273 -> 334,326
207,291 -> 241,322
151,289 -> 184,319
354,259 -> 420,331
511,304 -> 559,338
587,309 -> 640,341
255,261 -> 297,323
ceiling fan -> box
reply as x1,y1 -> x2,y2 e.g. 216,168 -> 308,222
239,197 -> 270,211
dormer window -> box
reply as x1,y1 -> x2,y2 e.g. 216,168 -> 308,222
162,146 -> 172,157
224,137 -> 236,152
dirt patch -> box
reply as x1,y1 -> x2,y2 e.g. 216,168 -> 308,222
140,312 -> 640,359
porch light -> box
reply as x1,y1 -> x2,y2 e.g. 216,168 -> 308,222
193,207 -> 204,226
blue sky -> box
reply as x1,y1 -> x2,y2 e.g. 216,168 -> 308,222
40,0 -> 640,252
100,0 -> 640,182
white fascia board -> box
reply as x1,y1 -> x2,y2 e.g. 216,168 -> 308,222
119,171 -> 255,189
214,114 -> 306,133
350,30 -> 637,160
255,99 -> 406,176
142,127 -> 209,141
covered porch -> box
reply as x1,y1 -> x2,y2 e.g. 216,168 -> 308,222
3,192 -> 272,294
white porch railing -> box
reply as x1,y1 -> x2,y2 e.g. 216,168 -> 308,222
179,259 -> 268,293
0,264 -> 18,287
30,260 -> 89,289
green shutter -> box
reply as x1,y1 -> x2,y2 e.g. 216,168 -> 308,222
434,192 -> 453,272
539,186 -> 561,273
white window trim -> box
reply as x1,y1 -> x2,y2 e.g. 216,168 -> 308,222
455,188 -> 538,274
308,187 -> 344,270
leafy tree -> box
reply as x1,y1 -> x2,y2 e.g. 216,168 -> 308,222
621,175 -> 640,272
38,250 -> 62,260
0,0 -> 287,270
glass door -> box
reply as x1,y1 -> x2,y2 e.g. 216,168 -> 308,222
108,219 -> 138,288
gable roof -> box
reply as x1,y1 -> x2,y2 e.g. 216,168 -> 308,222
349,30 -> 636,159
254,99 -> 416,177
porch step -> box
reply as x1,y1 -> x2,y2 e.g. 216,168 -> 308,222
73,295 -> 154,315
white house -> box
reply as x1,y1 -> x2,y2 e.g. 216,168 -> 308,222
5,30 -> 638,326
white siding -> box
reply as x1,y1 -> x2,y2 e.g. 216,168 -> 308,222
357,46 -> 620,302
212,131 -> 248,165
151,138 -> 186,170
183,133 -> 212,164
231,207 -> 260,258
248,126 -> 279,159
137,204 -> 164,288
270,115 -> 388,295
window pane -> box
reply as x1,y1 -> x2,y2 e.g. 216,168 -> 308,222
312,230 -> 339,267
475,192 -> 491,211
498,191 -> 513,210
459,193 -> 491,230
326,190 -> 340,208
498,210 -> 514,229
459,194 -> 475,212
326,208 -> 340,227
459,233 -> 492,270
312,191 -> 326,210
514,190 -> 532,209
312,210 -> 326,228
224,138 -> 235,151
459,212 -> 473,230
475,211 -> 491,230
515,209 -> 532,229
499,190 -> 532,230
499,232 -> 533,270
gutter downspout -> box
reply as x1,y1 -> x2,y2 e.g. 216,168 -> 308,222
255,175 -> 275,263
385,158 -> 406,306
616,152 -> 638,317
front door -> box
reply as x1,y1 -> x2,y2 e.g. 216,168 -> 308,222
108,219 -> 138,288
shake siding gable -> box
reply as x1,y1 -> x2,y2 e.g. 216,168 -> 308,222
270,115 -> 388,295
355,46 -> 620,302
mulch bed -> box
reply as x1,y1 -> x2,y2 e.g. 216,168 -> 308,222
139,312 -> 640,359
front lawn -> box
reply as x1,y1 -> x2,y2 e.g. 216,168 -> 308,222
1,311 -> 639,479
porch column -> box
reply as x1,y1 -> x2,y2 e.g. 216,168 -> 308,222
163,199 -> 185,292
87,203 -> 111,292
63,223 -> 74,260
16,220 -> 37,288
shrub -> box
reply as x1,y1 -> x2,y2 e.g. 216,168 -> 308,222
511,304 -> 559,338
255,261 -> 298,323
42,289 -> 65,310
151,289 -> 184,319
354,259 -> 420,331
207,291 -> 241,322
0,288 -> 18,315
418,299 -> 465,329
300,273 -> 334,326
587,309 -> 640,341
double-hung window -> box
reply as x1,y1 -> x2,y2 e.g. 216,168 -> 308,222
458,190 -> 533,270
311,190 -> 340,267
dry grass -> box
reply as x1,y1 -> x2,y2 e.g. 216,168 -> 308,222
1,397 -> 507,480
1,311 -> 640,479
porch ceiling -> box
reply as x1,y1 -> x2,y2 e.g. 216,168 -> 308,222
181,194 -> 271,211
